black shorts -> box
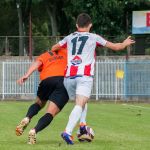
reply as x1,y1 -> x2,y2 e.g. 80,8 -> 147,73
37,76 -> 69,110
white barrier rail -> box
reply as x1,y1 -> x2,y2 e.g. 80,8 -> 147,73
1,60 -> 150,100
0,61 -> 38,99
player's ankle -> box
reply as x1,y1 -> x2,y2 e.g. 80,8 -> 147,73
80,122 -> 87,126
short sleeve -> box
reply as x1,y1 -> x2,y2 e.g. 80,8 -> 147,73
95,34 -> 107,47
36,54 -> 44,72
36,54 -> 44,63
58,36 -> 68,48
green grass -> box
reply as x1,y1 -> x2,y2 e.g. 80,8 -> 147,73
0,101 -> 150,150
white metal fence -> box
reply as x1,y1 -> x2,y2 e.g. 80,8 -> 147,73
0,61 -> 38,99
94,60 -> 125,100
1,60 -> 150,101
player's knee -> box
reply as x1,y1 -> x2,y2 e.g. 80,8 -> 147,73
36,97 -> 46,108
36,101 -> 46,108
76,100 -> 87,108
46,102 -> 60,117
46,110 -> 59,117
76,96 -> 88,108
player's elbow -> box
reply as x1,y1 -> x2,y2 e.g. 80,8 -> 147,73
106,42 -> 124,51
51,45 -> 56,51
112,43 -> 126,51
51,44 -> 61,51
113,46 -> 123,51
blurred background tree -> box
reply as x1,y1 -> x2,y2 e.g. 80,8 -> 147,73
0,0 -> 149,56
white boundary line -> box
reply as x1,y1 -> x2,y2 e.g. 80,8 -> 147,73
122,103 -> 150,110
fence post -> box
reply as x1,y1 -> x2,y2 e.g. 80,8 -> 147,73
5,36 -> 9,55
96,61 -> 99,100
115,73 -> 118,103
2,62 -> 5,100
124,60 -> 128,101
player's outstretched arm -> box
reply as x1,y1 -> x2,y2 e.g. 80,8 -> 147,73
105,36 -> 135,51
17,61 -> 42,85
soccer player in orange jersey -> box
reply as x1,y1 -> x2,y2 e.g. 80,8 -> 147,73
15,48 -> 69,144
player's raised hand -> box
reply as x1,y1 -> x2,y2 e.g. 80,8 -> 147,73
123,36 -> 135,47
17,75 -> 28,85
17,61 -> 42,85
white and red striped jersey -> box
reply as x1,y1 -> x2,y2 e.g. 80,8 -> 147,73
59,32 -> 107,77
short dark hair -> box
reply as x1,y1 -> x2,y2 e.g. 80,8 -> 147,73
76,13 -> 92,28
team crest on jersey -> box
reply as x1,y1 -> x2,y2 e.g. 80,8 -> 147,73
71,56 -> 82,65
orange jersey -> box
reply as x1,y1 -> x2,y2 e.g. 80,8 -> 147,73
36,48 -> 67,80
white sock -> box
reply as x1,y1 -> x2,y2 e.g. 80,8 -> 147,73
80,103 -> 87,125
65,105 -> 82,135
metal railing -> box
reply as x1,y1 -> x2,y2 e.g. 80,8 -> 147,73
94,59 -> 125,100
1,59 -> 150,101
0,60 -> 39,99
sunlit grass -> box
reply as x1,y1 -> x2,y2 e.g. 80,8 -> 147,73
0,101 -> 150,150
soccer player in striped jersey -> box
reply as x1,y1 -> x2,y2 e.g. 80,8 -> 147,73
52,13 -> 135,145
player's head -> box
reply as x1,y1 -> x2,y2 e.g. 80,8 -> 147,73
76,13 -> 92,31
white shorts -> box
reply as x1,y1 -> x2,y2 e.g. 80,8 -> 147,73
64,76 -> 93,100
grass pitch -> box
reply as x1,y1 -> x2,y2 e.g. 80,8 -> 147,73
0,101 -> 150,150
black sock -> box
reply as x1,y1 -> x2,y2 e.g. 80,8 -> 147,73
26,103 -> 41,119
34,113 -> 53,133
